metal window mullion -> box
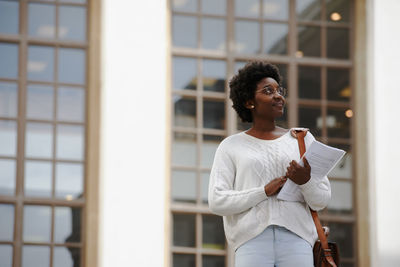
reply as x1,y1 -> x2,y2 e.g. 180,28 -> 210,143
321,66 -> 327,142
196,213 -> 202,267
288,0 -> 298,128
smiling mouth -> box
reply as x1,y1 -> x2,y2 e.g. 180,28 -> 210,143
273,102 -> 284,107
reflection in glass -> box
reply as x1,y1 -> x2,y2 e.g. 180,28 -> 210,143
172,57 -> 197,90
327,28 -> 349,59
0,1 -> 18,34
25,123 -> 53,158
28,3 -> 55,38
298,66 -> 321,99
55,207 -> 81,243
173,254 -> 195,267
0,120 -> 17,156
235,0 -> 259,17
298,26 -> 321,57
201,18 -> 226,51
56,124 -> 84,160
328,180 -> 352,213
327,108 -> 350,138
173,15 -> 197,48
0,82 -> 18,117
172,133 -> 196,166
327,68 -> 350,101
174,97 -> 196,127
326,0 -> 350,22
23,205 -> 51,242
57,87 -> 85,122
298,106 -> 321,137
58,48 -> 86,84
202,0 -> 226,15
172,0 -> 196,12
26,85 -> 54,120
296,0 -> 321,21
173,214 -> 195,247
0,204 -> 14,241
171,170 -> 196,203
24,161 -> 52,197
235,21 -> 259,54
28,46 -> 54,82
55,163 -> 84,199
203,59 -> 225,92
202,215 -> 225,249
202,135 -> 223,168
59,6 -> 86,41
202,255 -> 225,267
22,245 -> 50,267
204,100 -> 225,129
0,159 -> 15,195
263,0 -> 288,20
0,43 -> 18,79
201,172 -> 210,203
326,222 -> 353,258
263,23 -> 288,55
328,144 -> 351,179
53,247 -> 80,267
0,245 -> 13,267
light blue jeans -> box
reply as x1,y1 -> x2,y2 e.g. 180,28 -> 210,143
235,225 -> 313,267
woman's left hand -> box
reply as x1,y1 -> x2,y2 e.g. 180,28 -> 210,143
285,157 -> 311,185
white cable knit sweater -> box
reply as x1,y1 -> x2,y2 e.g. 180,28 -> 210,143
208,130 -> 331,251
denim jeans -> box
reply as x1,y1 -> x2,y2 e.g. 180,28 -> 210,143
235,225 -> 313,267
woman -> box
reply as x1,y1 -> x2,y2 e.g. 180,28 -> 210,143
208,61 -> 331,267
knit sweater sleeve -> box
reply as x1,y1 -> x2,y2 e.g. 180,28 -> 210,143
208,140 -> 268,216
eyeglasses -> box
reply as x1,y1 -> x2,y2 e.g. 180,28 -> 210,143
257,86 -> 287,97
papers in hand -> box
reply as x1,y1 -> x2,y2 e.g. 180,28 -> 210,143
277,140 -> 346,202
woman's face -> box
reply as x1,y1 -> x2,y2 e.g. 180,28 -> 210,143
251,77 -> 285,120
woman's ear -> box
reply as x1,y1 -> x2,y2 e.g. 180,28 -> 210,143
244,100 -> 255,109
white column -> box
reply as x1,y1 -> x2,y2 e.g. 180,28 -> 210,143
100,1 -> 168,266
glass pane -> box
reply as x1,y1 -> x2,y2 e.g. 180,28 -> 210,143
0,159 -> 16,195
24,160 -> 52,197
171,170 -> 196,203
0,82 -> 17,117
328,180 -> 352,213
296,0 -> 321,21
298,66 -> 321,99
298,26 -> 321,57
235,0 -> 259,17
25,123 -> 53,158
263,23 -> 288,55
59,6 -> 86,41
0,120 -> 17,156
28,46 -> 54,82
275,63 -> 288,91
23,205 -> 51,242
172,57 -> 197,90
327,28 -> 349,59
202,135 -> 223,168
202,215 -> 225,249
173,15 -> 197,48
174,96 -> 196,127
57,87 -> 85,122
203,59 -> 225,92
0,1 -> 19,34
0,43 -> 18,79
55,163 -> 84,199
201,18 -> 226,51
28,3 -> 55,38
202,255 -> 225,267
0,245 -> 13,267
172,132 -> 196,166
234,61 -> 246,73
327,107 -> 350,138
203,100 -> 225,129
56,124 -> 84,160
172,0 -> 196,12
53,247 -> 80,267
235,20 -> 259,54
173,254 -> 195,267
58,48 -> 86,84
202,0 -> 226,15
22,246 -> 50,267
173,214 -> 195,247
298,106 -> 321,137
26,85 -> 54,120
327,68 -> 350,101
326,222 -> 353,258
54,207 -> 81,243
263,0 -> 288,20
201,172 -> 210,203
0,204 -> 14,241
328,144 -> 351,179
326,0 -> 350,22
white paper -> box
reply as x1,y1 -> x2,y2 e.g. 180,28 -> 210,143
277,140 -> 346,202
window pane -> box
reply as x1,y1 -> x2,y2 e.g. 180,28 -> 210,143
235,21 -> 259,54
26,85 -> 54,120
59,6 -> 86,41
0,204 -> 14,241
173,15 -> 197,48
58,48 -> 86,84
202,0 -> 226,15
0,120 -> 17,156
54,207 -> 81,243
173,57 -> 197,90
201,172 -> 210,203
172,0 -> 196,12
263,23 -> 288,55
203,59 -> 225,92
23,206 -> 51,242
202,215 -> 225,249
55,163 -> 84,199
53,247 -> 80,267
0,43 -> 18,79
296,0 -> 321,21
203,100 -> 225,129
0,1 -> 19,34
326,0 -> 350,22
202,135 -> 223,168
201,18 -> 226,50
28,3 -> 55,38
174,96 -> 196,127
327,28 -> 349,59
328,180 -> 352,213
202,255 -> 225,267
298,66 -> 321,99
57,87 -> 85,122
237,115 -> 252,131
173,214 -> 195,247
327,68 -> 350,101
0,82 -> 17,118
22,245 -> 50,267
0,159 -> 16,195
328,144 -> 351,179
235,0 -> 259,17
326,222 -> 353,258
28,46 -> 54,82
56,124 -> 84,160
24,160 -> 52,197
0,245 -> 13,267
298,26 -> 321,57
298,106 -> 321,137
171,170 -> 196,203
327,107 -> 350,138
275,63 -> 288,91
172,133 -> 196,166
263,0 -> 288,20
25,123 -> 53,158
173,254 -> 195,267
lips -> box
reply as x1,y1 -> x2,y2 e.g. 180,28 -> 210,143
272,102 -> 284,107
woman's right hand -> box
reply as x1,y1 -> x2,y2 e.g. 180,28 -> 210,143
264,176 -> 287,196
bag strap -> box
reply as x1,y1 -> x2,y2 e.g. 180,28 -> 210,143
292,129 -> 337,267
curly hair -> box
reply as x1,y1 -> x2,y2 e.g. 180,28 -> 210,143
229,61 -> 282,122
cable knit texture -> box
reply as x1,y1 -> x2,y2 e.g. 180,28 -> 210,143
208,129 -> 331,251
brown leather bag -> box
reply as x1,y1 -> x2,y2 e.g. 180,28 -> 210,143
292,129 -> 340,267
